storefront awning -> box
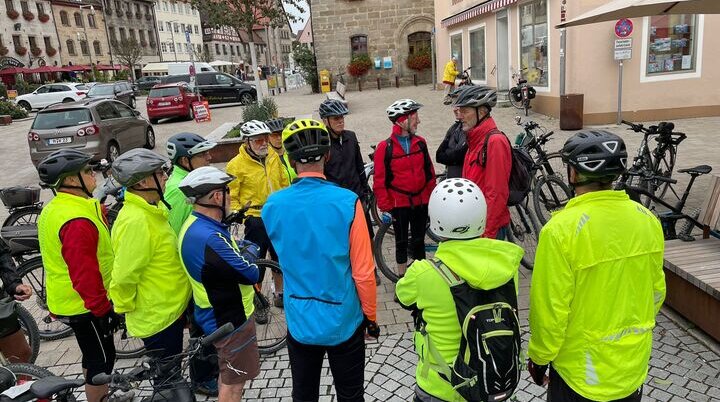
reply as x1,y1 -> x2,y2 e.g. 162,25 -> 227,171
441,0 -> 519,28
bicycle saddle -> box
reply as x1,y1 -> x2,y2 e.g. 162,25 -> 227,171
518,79 -> 528,84
677,165 -> 712,175
30,377 -> 85,398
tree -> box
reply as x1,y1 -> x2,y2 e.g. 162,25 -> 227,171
112,39 -> 143,81
195,46 -> 212,63
189,0 -> 303,102
292,42 -> 318,93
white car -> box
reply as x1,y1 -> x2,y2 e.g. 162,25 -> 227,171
14,83 -> 89,112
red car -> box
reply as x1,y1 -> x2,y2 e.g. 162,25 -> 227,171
146,82 -> 201,124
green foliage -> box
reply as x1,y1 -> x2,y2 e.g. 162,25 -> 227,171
0,99 -> 29,119
0,82 -> 7,99
261,97 -> 278,118
15,81 -> 40,95
114,69 -> 130,81
292,43 -> 318,93
242,102 -> 272,123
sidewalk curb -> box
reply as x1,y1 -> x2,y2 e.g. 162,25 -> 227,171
661,306 -> 720,357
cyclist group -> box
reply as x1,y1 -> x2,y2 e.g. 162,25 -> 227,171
24,84 -> 665,402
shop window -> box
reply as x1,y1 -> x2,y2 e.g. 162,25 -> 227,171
646,14 -> 697,75
450,32 -> 463,71
350,35 -> 367,57
519,0 -> 548,87
469,26 -> 486,81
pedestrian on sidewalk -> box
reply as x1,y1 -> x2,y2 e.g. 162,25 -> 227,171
442,57 -> 459,104
262,119 -> 378,402
527,131 -> 666,401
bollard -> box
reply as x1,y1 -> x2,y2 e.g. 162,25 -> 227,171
395,76 -> 399,88
377,77 -> 381,90
413,74 -> 417,86
358,80 -> 362,92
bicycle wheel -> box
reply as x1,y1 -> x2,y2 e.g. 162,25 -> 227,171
373,221 -> 438,283
653,145 -> 677,200
6,363 -> 79,401
537,152 -> 567,182
532,175 -> 573,225
508,89 -> 524,109
114,314 -> 146,359
15,304 -> 40,364
507,203 -> 540,270
17,257 -> 74,341
253,259 -> 287,355
2,206 -> 43,227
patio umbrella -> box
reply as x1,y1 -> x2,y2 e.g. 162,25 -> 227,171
27,65 -> 64,74
0,67 -> 30,75
557,0 -> 720,28
95,64 -> 120,71
65,65 -> 92,72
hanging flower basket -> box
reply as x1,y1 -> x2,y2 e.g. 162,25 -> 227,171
407,52 -> 432,71
15,46 -> 28,56
347,54 -> 372,78
38,13 -> 49,22
6,9 -> 19,19
46,47 -> 57,57
22,10 -> 34,21
31,47 -> 42,57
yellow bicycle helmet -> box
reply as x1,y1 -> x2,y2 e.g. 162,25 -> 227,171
282,119 -> 330,163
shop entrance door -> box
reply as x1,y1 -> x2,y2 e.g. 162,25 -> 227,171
496,10 -> 510,92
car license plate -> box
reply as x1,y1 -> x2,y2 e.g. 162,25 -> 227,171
48,137 -> 72,145
158,102 -> 171,106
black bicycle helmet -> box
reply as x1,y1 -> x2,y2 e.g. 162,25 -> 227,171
561,130 -> 628,181
282,119 -> 331,163
318,99 -> 349,119
452,85 -> 497,109
37,149 -> 93,188
266,118 -> 286,134
166,133 -> 216,165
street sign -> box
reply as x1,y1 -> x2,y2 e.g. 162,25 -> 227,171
615,18 -> 633,38
614,49 -> 632,61
614,38 -> 632,49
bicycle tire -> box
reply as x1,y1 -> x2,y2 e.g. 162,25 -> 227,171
508,89 -> 524,109
677,207 -> 700,239
15,304 -> 40,364
532,175 -> 573,226
374,221 -> 438,283
2,206 -> 43,227
114,314 -> 146,359
653,145 -> 677,200
17,257 -> 74,341
508,203 -> 540,270
5,363 -> 78,401
374,222 -> 400,282
253,259 -> 287,356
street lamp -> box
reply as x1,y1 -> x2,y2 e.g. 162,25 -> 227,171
168,19 -> 179,62
78,4 -> 95,66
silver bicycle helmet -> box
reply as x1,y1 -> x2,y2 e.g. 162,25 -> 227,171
452,85 -> 497,109
386,99 -> 422,122
179,166 -> 235,202
240,120 -> 271,139
111,149 -> 170,187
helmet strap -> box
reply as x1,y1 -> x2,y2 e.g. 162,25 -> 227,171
474,108 -> 489,128
196,190 -> 227,220
131,173 -> 171,209
58,173 -> 93,198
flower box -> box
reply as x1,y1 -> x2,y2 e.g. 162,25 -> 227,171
38,13 -> 49,22
15,46 -> 27,56
46,47 -> 57,57
30,47 -> 42,56
22,10 -> 34,21
6,9 -> 19,19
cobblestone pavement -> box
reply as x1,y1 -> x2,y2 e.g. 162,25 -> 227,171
7,85 -> 720,400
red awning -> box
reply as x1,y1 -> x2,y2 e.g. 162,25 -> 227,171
27,65 -> 64,74
64,65 -> 92,71
0,67 -> 30,75
95,63 -> 123,71
441,0 -> 519,28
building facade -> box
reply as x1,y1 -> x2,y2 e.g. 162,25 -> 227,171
435,0 -> 720,124
0,0 -> 62,68
154,0 -> 202,62
310,0 -> 435,87
297,18 -> 313,49
103,0 -> 160,68
200,23 -> 269,72
50,0 -> 111,66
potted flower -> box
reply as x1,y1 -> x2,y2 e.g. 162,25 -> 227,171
347,54 -> 372,91
38,13 -> 49,22
407,50 -> 432,72
6,9 -> 19,19
22,10 -> 34,21
46,47 -> 57,57
0,46 -> 8,56
15,46 -> 27,56
31,47 -> 42,57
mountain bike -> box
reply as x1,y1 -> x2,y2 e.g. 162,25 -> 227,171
373,217 -> 441,283
507,200 -> 541,271
0,188 -> 43,228
508,68 -> 539,116
616,120 -> 686,207
0,362 -> 82,401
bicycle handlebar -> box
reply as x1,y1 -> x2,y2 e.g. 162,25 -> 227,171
624,170 -> 678,184
202,323 -> 234,347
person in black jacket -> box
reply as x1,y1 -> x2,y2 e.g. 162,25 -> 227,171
0,240 -> 33,363
436,89 -> 467,178
319,99 -> 381,284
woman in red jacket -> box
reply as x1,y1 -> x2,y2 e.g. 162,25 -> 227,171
373,99 -> 436,276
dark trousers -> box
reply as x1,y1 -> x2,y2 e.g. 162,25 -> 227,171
244,216 -> 277,260
391,205 -> 428,264
287,324 -> 365,402
548,368 -> 642,402
142,315 -> 186,388
186,302 -> 218,385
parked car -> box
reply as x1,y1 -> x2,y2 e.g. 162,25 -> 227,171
136,76 -> 162,90
146,83 -> 201,124
14,83 -> 89,112
160,72 -> 256,105
86,82 -> 137,108
27,98 -> 154,166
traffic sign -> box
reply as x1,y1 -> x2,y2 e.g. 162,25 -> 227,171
614,38 -> 632,49
615,18 -> 633,38
614,49 -> 632,60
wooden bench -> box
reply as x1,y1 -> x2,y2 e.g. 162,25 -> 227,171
663,237 -> 720,341
326,81 -> 348,105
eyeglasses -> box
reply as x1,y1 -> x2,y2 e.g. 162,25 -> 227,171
249,136 -> 268,144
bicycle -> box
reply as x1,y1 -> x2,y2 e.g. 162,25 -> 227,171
616,120 -> 686,207
0,362 -> 82,401
616,167 -> 719,241
507,200 -> 541,271
513,117 -> 573,225
0,188 -> 43,228
94,323 -> 235,402
508,68 -> 539,116
442,67 -> 473,105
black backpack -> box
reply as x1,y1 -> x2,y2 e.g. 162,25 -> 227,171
480,130 -> 534,206
422,257 -> 522,402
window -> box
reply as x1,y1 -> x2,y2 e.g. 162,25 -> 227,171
43,36 -> 52,49
28,36 -> 37,49
168,42 -> 175,52
139,30 -> 145,43
185,3 -> 190,14
96,102 -> 120,120
450,32 -> 463,71
88,14 -> 96,28
148,30 -> 155,46
215,74 -> 232,84
170,2 -> 175,12
114,0 -> 120,10
230,46 -> 234,56
35,2 -> 44,15
192,7 -> 196,15
158,21 -> 164,31
119,28 -> 126,40
173,23 -> 179,33
12,35 -> 21,48
134,3 -> 140,13
350,35 -> 367,57
60,10 -> 69,25
408,32 -> 430,56
115,103 -> 135,118
469,27 -> 486,81
177,42 -> 182,53
80,40 -> 89,55
162,1 -> 167,11
144,5 -> 149,14
236,45 -> 240,55
519,0 -> 548,87
93,40 -> 101,55
646,14 -> 698,75
161,42 -> 167,52
66,39 -> 76,55
215,43 -> 220,54
109,27 -> 116,42
194,25 -> 199,34
74,12 -> 83,27
129,29 -> 136,40
181,23 -> 186,33
4,0 -> 14,11
222,44 -> 227,55
36,86 -> 50,94
166,22 -> 172,31
20,0 -> 28,13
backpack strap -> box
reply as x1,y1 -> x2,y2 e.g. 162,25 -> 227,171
427,257 -> 464,287
416,140 -> 434,185
383,137 -> 434,199
383,138 -> 394,191
480,129 -> 505,167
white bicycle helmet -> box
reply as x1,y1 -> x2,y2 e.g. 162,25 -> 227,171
240,120 -> 271,139
386,99 -> 422,122
179,166 -> 235,202
428,178 -> 487,240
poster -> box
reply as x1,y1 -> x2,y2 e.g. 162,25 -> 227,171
374,57 -> 381,69
664,58 -> 675,72
383,57 -> 393,69
653,38 -> 671,52
682,55 -> 692,70
193,101 -> 211,123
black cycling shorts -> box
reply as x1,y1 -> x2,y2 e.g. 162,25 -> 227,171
66,316 -> 116,385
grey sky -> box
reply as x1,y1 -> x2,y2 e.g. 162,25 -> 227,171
283,0 -> 309,34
